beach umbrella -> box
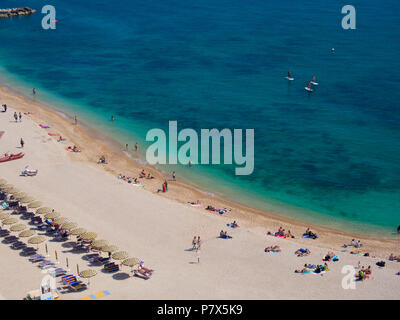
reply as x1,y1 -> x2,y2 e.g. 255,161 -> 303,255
122,257 -> 141,267
2,217 -> 18,225
61,222 -> 77,231
111,251 -> 129,261
0,212 -> 10,220
78,269 -> 97,286
19,229 -> 36,238
91,239 -> 108,249
13,192 -> 27,200
53,217 -> 70,225
100,245 -> 118,253
20,196 -> 35,203
70,228 -> 86,236
28,235 -> 46,245
80,232 -> 97,241
28,201 -> 42,209
44,211 -> 60,219
10,223 -> 27,232
36,207 -> 53,215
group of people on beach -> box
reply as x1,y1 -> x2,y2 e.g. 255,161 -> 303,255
267,226 -> 294,239
13,111 -> 22,122
344,239 -> 362,248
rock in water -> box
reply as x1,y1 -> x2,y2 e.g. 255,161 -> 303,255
0,7 -> 36,19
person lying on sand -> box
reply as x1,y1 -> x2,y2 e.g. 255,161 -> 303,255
138,263 -> 153,275
97,155 -> 107,164
231,221 -> 239,228
146,173 -> 154,179
389,253 -> 400,262
265,245 -> 281,252
206,205 -> 216,211
295,248 -> 310,257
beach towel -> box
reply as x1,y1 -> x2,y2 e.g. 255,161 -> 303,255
48,133 -> 60,136
302,233 -> 318,239
40,125 -> 50,128
226,224 -> 238,229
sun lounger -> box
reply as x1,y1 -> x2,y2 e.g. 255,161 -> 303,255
53,268 -> 67,277
4,236 -> 18,243
61,275 -> 86,291
38,260 -> 56,269
23,247 -> 37,255
104,262 -> 119,273
29,254 -> 46,262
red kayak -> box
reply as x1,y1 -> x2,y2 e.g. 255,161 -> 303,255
0,153 -> 25,163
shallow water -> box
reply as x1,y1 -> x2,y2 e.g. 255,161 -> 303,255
0,0 -> 399,236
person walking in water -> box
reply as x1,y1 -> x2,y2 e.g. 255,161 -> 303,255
111,115 -> 114,122
125,144 -> 129,151
32,88 -> 36,95
135,143 -> 138,152
20,138 -> 24,148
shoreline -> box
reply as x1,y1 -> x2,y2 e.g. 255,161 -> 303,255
0,84 -> 399,258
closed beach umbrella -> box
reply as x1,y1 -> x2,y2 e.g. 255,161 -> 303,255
28,235 -> 46,245
80,232 -> 97,241
20,196 -> 35,203
112,251 -> 129,260
0,212 -> 10,220
28,201 -> 42,208
100,245 -> 118,253
61,222 -> 77,231
122,257 -> 141,267
91,239 -> 108,249
36,207 -> 53,215
44,211 -> 60,219
78,269 -> 97,286
2,217 -> 18,225
10,223 -> 27,232
19,229 -> 36,238
70,228 -> 86,236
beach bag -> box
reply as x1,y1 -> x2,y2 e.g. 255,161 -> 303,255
376,261 -> 385,267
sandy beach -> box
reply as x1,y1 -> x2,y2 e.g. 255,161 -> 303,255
0,85 -> 399,300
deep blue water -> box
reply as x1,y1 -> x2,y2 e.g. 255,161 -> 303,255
0,0 -> 399,236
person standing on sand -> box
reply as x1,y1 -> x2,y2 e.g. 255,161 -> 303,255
20,138 -> 24,148
172,171 -> 176,181
13,112 -> 18,122
197,236 -> 201,250
164,180 -> 168,191
125,144 -> 129,151
19,112 -> 22,122
74,115 -> 77,125
196,249 -> 201,264
192,236 -> 197,250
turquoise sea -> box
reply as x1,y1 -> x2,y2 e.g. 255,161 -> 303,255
0,0 -> 399,237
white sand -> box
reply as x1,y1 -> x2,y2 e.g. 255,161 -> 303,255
0,91 -> 399,300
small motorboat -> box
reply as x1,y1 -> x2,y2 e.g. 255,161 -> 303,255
0,153 -> 25,163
